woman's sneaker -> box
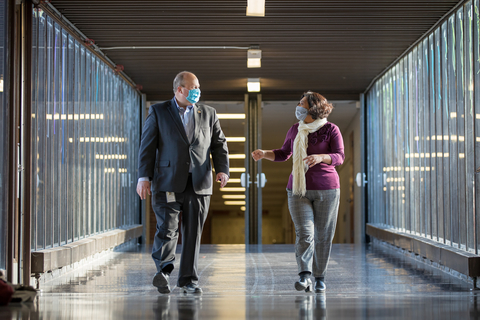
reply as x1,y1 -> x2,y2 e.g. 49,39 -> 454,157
314,279 -> 326,293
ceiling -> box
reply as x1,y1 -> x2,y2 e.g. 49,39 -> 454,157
49,0 -> 461,101
47,0 -> 462,231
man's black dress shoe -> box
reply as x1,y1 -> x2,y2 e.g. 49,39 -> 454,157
295,276 -> 312,292
314,279 -> 326,293
153,272 -> 170,294
181,283 -> 202,294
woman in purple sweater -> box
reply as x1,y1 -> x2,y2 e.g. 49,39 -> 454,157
252,91 -> 344,293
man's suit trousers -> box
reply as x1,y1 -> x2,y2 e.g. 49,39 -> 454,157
151,174 -> 210,287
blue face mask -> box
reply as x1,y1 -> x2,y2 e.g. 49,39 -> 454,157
184,88 -> 201,104
295,106 -> 308,121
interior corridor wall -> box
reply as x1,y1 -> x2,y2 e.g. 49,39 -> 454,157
366,0 -> 480,254
30,8 -> 140,251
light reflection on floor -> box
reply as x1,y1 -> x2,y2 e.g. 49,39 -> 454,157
1,243 -> 479,319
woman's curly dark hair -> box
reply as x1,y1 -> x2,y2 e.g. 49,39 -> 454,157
301,91 -> 333,119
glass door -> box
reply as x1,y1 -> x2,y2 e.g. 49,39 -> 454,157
244,94 -> 263,245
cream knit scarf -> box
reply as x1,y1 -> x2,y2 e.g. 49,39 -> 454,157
292,118 -> 327,197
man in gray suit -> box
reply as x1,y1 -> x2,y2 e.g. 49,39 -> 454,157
137,71 -> 229,294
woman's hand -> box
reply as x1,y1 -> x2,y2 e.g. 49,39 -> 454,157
303,154 -> 327,168
251,149 -> 265,161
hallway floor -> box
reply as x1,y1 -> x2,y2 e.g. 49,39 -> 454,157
1,243 -> 478,319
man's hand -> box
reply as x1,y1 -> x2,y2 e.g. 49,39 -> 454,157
137,181 -> 151,200
216,172 -> 229,188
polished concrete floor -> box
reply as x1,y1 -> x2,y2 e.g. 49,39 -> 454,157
1,242 -> 479,319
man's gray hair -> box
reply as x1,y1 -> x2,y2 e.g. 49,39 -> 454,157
173,71 -> 193,93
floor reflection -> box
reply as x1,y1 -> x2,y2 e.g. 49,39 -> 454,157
295,295 -> 326,320
153,295 -> 204,320
1,291 -> 480,319
0,243 -> 478,319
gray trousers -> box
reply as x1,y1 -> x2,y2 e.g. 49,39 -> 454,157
287,188 -> 340,278
151,175 -> 210,287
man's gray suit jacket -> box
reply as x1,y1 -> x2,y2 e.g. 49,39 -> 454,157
138,98 -> 229,195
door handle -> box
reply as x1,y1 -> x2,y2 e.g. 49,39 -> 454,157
476,167 -> 480,174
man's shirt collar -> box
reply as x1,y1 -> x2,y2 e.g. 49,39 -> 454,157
174,97 -> 194,111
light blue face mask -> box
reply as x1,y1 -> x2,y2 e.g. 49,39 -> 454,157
295,106 -> 308,121
184,88 -> 201,104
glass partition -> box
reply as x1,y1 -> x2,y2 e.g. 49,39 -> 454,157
367,0 -> 478,254
30,8 -> 140,250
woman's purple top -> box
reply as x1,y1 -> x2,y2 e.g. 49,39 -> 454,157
272,122 -> 345,190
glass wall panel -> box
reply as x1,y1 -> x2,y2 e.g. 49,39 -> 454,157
465,2 -> 475,253
416,44 -> 425,236
429,33 -> 437,241
73,39 -> 79,241
392,67 -> 400,230
474,0 -> 480,254
378,79 -> 385,226
30,8 -> 140,251
53,21 -> 61,247
367,1 -> 478,254
435,27 -> 444,242
447,15 -> 458,247
31,7 -> 38,250
66,33 -> 75,244
407,52 -> 414,233
45,16 -> 53,248
442,21 -> 451,245
384,73 -> 392,227
85,50 -> 91,237
422,38 -> 431,238
456,8 -> 467,250
397,59 -> 406,232
80,44 -> 86,240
